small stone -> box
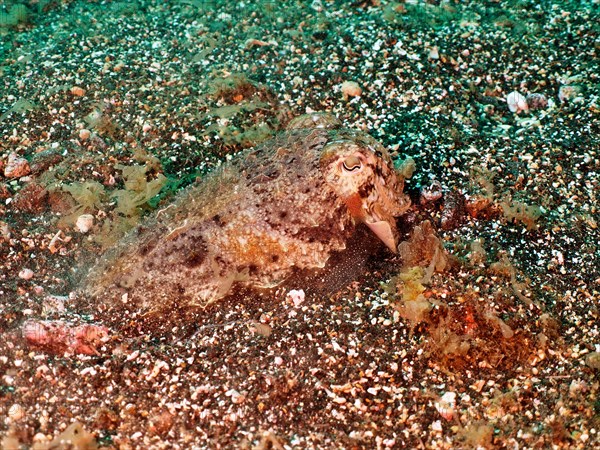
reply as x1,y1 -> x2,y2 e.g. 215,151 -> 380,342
70,86 -> 86,96
428,46 -> 440,60
569,379 -> 588,398
42,294 -> 68,314
311,0 -> 324,12
420,180 -> 443,204
30,149 -> 63,175
18,268 -> 34,280
79,128 -> 91,140
4,153 -> 31,178
12,182 -> 48,213
75,214 -> 95,233
341,81 -> 363,100
0,221 -> 12,241
558,85 -> 582,103
526,93 -> 548,110
585,352 -> 600,370
0,183 -> 11,199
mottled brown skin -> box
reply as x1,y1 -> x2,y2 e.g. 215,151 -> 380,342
82,114 -> 410,320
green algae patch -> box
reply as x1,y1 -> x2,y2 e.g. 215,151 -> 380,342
55,162 -> 167,249
387,222 -> 547,372
196,73 -> 290,153
0,4 -> 29,28
392,266 -> 434,332
111,164 -> 167,217
389,221 -> 448,332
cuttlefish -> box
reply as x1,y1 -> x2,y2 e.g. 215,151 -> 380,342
82,113 -> 411,322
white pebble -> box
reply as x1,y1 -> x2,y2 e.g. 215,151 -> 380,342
18,268 -> 34,280
506,91 -> 529,113
75,214 -> 94,233
33,433 -> 49,443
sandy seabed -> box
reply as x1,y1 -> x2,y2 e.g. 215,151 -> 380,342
0,1 -> 599,448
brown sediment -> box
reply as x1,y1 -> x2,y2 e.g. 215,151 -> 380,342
0,0 -> 598,448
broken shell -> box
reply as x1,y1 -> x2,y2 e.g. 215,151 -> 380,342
4,153 -> 31,179
75,214 -> 95,233
506,91 -> 529,113
8,404 -> 24,421
286,289 -> 306,307
435,392 -> 456,420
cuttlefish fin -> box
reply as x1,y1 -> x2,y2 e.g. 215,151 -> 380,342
365,220 -> 398,253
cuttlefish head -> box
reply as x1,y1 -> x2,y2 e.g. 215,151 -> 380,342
321,132 -> 411,253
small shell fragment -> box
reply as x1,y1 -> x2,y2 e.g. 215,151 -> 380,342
70,86 -> 86,96
8,404 -> 24,421
341,81 -> 363,100
4,153 -> 31,179
506,91 -> 529,113
18,268 -> 34,280
286,289 -> 305,307
79,128 -> 91,140
435,392 -> 456,420
75,214 -> 95,233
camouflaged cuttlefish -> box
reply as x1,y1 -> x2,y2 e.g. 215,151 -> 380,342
82,113 -> 411,318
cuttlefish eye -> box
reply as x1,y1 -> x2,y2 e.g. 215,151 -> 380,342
342,155 -> 362,172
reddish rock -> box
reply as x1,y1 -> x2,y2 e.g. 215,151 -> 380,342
30,149 -> 63,175
12,182 -> 48,213
48,189 -> 76,214
4,153 -> 31,179
441,191 -> 466,230
0,182 -> 11,199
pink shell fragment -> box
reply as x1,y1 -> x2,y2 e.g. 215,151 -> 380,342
22,320 -> 109,355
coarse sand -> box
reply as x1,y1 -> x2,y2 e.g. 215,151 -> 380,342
0,1 -> 598,448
